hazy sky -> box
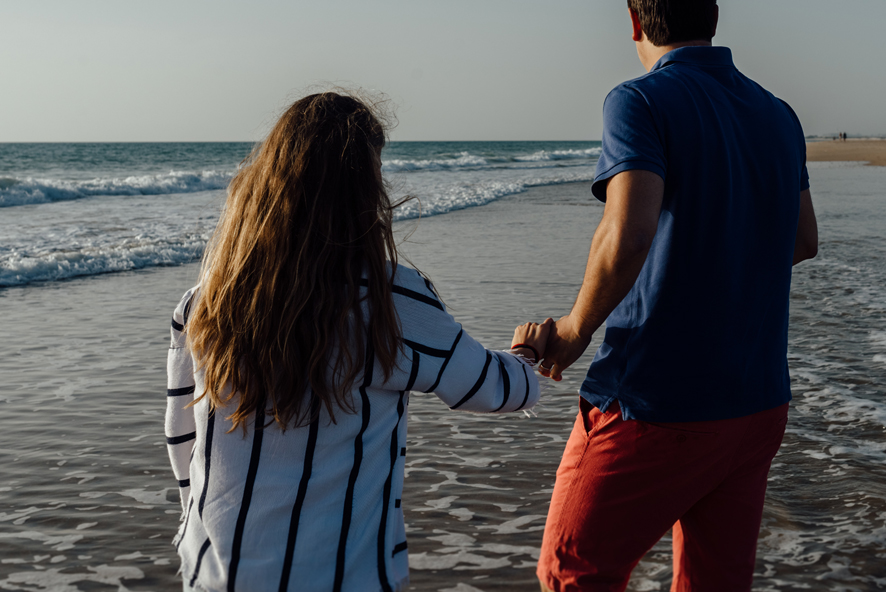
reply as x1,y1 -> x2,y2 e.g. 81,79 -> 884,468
2,0 -> 883,141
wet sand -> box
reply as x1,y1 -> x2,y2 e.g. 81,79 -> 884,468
1,170 -> 885,590
806,138 -> 886,166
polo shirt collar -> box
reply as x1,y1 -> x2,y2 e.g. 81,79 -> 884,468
650,46 -> 734,72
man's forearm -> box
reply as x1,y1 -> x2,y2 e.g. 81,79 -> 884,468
570,217 -> 656,340
539,170 -> 664,379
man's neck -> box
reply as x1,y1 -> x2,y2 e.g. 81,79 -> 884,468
636,39 -> 712,72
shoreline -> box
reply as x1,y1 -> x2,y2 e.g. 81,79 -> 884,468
806,138 -> 886,166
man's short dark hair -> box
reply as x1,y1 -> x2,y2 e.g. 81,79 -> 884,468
627,0 -> 718,46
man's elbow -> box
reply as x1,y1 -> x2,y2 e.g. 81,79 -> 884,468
793,189 -> 818,265
617,228 -> 657,260
793,234 -> 818,265
806,237 -> 819,260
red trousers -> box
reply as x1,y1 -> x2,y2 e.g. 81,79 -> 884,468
537,399 -> 788,592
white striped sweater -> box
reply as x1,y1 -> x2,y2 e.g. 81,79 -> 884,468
165,265 -> 540,592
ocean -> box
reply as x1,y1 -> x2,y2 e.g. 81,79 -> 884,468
0,142 -> 599,287
0,142 -> 884,591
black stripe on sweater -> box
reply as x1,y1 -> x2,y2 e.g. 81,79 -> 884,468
405,352 -> 420,392
189,538 -> 212,587
492,354 -> 511,412
403,339 -> 450,358
168,385 -> 195,397
426,329 -> 463,393
228,401 -> 267,592
183,293 -> 195,324
358,278 -> 444,311
517,363 -> 531,410
424,278 -> 439,298
171,318 -> 184,332
333,345 -> 374,592
376,392 -> 406,591
451,351 -> 493,410
279,398 -> 321,592
392,285 -> 444,311
177,478 -> 190,488
198,407 -> 215,518
167,432 -> 196,445
392,541 -> 408,556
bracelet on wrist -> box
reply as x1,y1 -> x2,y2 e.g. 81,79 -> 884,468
511,343 -> 540,362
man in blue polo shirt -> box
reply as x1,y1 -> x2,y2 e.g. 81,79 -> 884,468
534,1 -> 819,590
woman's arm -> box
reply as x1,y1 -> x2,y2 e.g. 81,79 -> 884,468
391,269 -> 544,413
165,288 -> 198,514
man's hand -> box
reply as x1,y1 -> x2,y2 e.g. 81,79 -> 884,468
538,315 -> 593,381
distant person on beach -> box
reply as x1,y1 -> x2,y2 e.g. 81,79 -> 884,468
164,92 -> 550,592
531,0 -> 819,590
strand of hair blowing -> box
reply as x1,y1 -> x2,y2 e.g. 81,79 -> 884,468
187,93 -> 402,432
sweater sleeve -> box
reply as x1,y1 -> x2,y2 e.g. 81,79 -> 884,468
165,287 -> 198,513
391,269 -> 540,413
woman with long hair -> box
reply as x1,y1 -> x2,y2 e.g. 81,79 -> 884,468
165,92 -> 549,592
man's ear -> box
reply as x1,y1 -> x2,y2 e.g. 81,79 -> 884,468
629,8 -> 643,42
710,4 -> 719,38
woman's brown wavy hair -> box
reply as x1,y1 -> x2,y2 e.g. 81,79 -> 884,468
187,92 -> 402,431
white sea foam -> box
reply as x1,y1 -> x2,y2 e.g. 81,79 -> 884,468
0,170 -> 232,207
117,488 -> 176,506
0,238 -> 205,287
0,530 -> 84,551
475,514 -> 546,534
0,172 -> 596,287
438,584 -> 488,592
0,147 -> 597,287
793,387 -> 886,431
392,173 -> 595,221
0,564 -> 144,592
382,152 -> 488,173
514,147 -> 602,162
382,148 -> 601,173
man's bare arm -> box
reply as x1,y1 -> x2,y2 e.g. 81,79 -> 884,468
793,189 -> 818,265
539,169 -> 664,380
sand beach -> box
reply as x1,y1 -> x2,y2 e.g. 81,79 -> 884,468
807,138 -> 886,166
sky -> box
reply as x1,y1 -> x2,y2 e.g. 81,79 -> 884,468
2,0 -> 883,142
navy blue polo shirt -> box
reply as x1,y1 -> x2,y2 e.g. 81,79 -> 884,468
583,46 -> 809,423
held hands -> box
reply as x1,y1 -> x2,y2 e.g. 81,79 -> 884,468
535,314 -> 593,382
511,318 -> 554,364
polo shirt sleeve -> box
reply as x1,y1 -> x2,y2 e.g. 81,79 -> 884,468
592,85 -> 666,201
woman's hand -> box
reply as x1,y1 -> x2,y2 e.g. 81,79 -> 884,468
510,318 -> 554,363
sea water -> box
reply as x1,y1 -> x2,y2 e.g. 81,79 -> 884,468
0,143 -> 884,591
0,142 -> 599,287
